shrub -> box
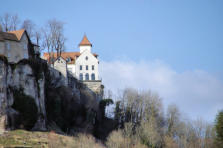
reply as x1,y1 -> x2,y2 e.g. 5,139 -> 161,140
106,130 -> 130,148
74,134 -> 104,148
106,129 -> 146,148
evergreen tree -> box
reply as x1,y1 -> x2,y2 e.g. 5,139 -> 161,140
215,110 -> 223,146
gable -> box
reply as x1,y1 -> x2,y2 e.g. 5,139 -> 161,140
55,56 -> 66,63
76,50 -> 98,63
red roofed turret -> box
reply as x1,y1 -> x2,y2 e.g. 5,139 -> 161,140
79,34 -> 92,47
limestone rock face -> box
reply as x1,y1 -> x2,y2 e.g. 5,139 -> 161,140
0,57 -> 104,134
0,59 -> 8,134
0,59 -> 47,132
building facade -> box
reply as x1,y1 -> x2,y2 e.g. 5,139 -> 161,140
43,35 -> 102,93
43,35 -> 100,81
0,29 -> 40,63
75,35 -> 100,81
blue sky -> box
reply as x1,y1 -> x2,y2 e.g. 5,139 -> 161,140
1,0 -> 223,122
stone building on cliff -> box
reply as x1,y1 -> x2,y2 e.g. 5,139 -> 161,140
0,28 -> 40,63
43,35 -> 102,94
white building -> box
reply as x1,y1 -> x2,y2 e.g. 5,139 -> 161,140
43,35 -> 102,92
53,56 -> 68,85
75,35 -> 99,81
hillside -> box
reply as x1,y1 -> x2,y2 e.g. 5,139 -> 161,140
0,56 -> 116,141
0,129 -> 104,148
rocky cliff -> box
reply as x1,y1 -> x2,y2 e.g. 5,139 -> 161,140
0,56 -> 111,137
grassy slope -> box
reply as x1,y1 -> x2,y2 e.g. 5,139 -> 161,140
0,130 -> 104,148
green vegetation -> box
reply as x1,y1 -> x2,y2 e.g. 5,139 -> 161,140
215,110 -> 223,147
99,99 -> 114,118
11,87 -> 38,130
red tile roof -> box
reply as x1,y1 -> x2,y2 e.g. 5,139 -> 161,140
79,35 -> 92,46
43,52 -> 98,64
8,29 -> 25,40
0,29 -> 26,42
0,31 -> 18,41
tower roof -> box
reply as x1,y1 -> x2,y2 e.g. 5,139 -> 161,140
79,34 -> 92,47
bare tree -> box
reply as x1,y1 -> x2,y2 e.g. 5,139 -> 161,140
11,14 -> 20,30
22,19 -> 36,39
114,88 -> 165,147
34,30 -> 42,46
41,19 -> 66,62
0,13 -> 20,31
21,19 -> 42,46
166,104 -> 181,137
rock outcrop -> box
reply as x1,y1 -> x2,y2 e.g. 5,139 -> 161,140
0,56 -> 106,136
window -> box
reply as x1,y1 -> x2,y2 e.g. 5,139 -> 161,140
66,57 -> 71,62
86,65 -> 88,70
80,65 -> 82,70
91,73 -> 95,80
85,73 -> 89,80
24,43 -> 27,50
6,42 -> 10,50
8,52 -> 11,58
24,52 -> 28,59
92,65 -> 94,70
79,73 -> 83,80
85,56 -> 88,60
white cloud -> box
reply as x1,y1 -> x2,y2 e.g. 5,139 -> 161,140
100,59 -> 223,122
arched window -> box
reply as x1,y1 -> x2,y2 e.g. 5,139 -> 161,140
91,73 -> 95,80
79,73 -> 83,80
85,73 -> 89,80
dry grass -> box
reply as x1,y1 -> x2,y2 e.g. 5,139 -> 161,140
106,130 -> 147,148
0,130 -> 104,148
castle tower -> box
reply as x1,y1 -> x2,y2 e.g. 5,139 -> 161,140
79,35 -> 92,53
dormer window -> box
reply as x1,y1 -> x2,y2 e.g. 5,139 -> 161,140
85,56 -> 88,60
66,57 -> 71,62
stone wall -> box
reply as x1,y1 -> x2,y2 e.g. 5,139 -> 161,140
48,66 -> 68,87
83,80 -> 103,101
